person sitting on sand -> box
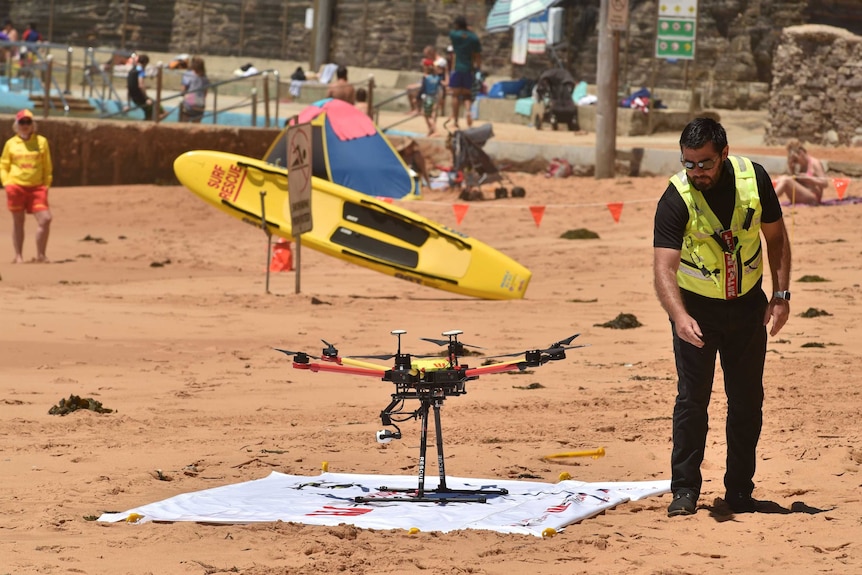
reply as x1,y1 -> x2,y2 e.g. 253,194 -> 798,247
773,139 -> 827,205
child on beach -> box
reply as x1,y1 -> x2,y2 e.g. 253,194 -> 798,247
418,63 -> 443,136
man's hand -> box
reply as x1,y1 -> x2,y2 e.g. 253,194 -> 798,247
764,299 -> 790,336
673,313 -> 705,348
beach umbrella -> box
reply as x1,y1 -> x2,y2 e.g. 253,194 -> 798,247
486,0 -> 562,33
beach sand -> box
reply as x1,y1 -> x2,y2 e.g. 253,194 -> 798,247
2,148 -> 862,573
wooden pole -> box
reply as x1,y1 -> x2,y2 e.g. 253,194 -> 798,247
367,77 -> 375,120
239,0 -> 247,57
154,65 -> 163,123
263,72 -> 271,128
295,236 -> 302,295
43,56 -> 53,118
595,0 -> 619,179
48,0 -> 55,41
361,0 -> 368,66
198,0 -> 205,54
281,2 -> 289,59
121,0 -> 129,50
407,0 -> 416,70
260,191 -> 273,295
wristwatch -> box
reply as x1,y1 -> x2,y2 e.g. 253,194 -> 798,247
773,291 -> 791,301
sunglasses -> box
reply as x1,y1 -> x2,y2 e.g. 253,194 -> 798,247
18,118 -> 33,125
680,155 -> 720,171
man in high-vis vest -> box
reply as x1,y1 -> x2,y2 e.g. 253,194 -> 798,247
653,118 -> 791,517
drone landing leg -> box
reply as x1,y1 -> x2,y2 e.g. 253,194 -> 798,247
356,398 -> 508,504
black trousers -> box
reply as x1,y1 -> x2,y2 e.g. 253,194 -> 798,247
669,289 -> 767,497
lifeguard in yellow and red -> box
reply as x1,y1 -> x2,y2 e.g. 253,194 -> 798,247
2,108 -> 54,263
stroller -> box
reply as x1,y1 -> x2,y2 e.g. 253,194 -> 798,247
534,68 -> 579,132
444,122 -> 522,200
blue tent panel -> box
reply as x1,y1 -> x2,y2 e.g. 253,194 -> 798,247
322,115 -> 415,199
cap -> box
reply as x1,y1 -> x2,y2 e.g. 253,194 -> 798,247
16,109 -> 33,122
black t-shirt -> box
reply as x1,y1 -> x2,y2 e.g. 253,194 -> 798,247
653,158 -> 782,250
127,66 -> 147,106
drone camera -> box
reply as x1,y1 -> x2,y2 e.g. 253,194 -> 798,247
376,429 -> 401,444
425,368 -> 466,385
386,368 -> 419,384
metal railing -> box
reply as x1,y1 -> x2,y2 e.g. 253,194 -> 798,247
1,40 -> 73,115
1,41 -> 283,127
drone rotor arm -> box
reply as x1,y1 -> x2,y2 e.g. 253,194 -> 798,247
463,359 -> 526,377
292,360 -> 387,377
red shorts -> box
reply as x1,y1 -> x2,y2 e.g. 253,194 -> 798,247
6,183 -> 49,213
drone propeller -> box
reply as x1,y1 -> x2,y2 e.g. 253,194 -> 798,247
320,339 -> 339,358
273,348 -> 320,361
420,330 -> 484,350
481,334 -> 584,360
349,329 -> 438,361
350,352 -> 438,361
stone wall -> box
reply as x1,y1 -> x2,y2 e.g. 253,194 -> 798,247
0,117 -> 279,187
7,0 -> 862,113
765,25 -> 862,146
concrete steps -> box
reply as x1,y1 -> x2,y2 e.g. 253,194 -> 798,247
31,94 -> 96,112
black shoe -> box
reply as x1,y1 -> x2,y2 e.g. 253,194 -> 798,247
667,491 -> 697,517
725,492 -> 758,513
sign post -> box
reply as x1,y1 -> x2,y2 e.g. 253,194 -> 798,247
261,191 -> 273,294
655,0 -> 697,60
286,122 -> 313,295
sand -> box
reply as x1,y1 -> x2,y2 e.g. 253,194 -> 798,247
2,142 -> 862,574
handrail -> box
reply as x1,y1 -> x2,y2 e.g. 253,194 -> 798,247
373,88 -> 417,131
1,41 -> 282,127
2,40 -> 72,114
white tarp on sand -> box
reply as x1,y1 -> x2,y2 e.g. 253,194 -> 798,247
99,471 -> 669,537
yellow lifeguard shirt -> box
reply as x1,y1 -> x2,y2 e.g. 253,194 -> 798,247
0,134 -> 53,187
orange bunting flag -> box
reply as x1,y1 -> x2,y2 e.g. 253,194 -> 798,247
832,177 -> 850,200
453,203 -> 469,225
771,178 -> 778,190
269,238 -> 293,272
529,205 -> 546,227
376,196 -> 394,204
607,202 -> 623,223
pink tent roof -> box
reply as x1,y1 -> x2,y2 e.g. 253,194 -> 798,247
294,98 -> 377,141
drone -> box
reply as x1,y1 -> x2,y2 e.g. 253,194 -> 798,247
275,329 -> 584,503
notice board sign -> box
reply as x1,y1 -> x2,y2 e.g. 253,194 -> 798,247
286,123 -> 313,235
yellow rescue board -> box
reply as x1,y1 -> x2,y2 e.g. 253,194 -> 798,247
173,150 -> 531,300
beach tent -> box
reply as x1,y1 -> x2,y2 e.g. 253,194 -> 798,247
263,98 -> 418,199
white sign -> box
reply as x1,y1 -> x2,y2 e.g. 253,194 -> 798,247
658,0 -> 697,17
286,123 -> 313,235
655,0 -> 698,60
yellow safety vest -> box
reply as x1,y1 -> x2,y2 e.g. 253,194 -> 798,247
669,156 -> 763,299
